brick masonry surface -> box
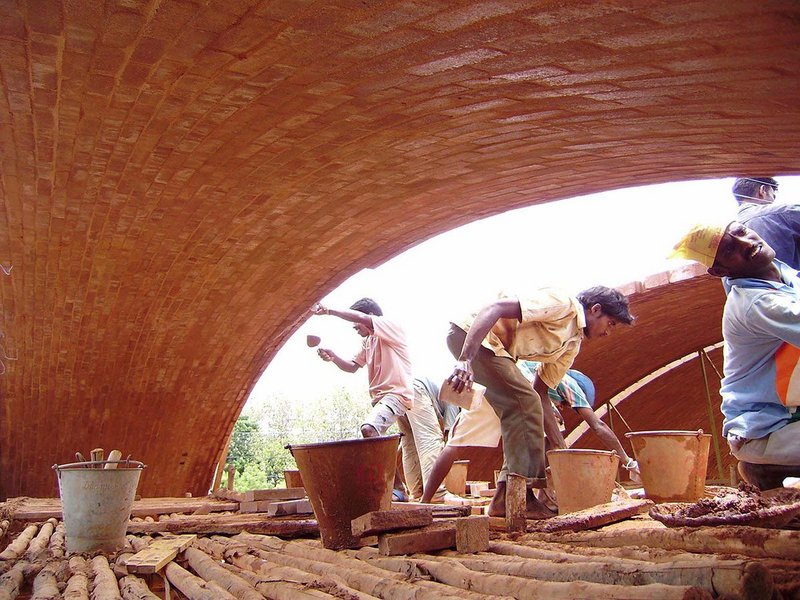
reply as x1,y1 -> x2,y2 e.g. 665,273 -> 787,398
0,0 -> 797,497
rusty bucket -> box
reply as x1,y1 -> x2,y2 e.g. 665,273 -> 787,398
547,449 -> 619,514
287,434 -> 400,549
625,430 -> 711,502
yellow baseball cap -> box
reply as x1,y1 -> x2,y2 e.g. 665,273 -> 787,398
670,221 -> 733,268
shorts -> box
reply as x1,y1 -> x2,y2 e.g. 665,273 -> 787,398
363,394 -> 408,435
727,419 -> 800,465
446,396 -> 502,448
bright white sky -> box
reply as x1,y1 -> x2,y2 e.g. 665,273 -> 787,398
248,175 -> 800,407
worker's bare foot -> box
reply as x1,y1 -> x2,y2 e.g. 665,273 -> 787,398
487,482 -> 506,517
526,492 -> 555,520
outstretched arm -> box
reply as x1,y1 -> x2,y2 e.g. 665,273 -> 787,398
310,303 -> 373,329
448,299 -> 521,392
317,347 -> 360,373
575,407 -> 631,463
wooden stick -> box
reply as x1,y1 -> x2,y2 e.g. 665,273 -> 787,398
91,448 -> 105,468
184,547 -> 262,600
64,556 -> 90,600
119,575 -> 161,600
223,560 -> 344,599
164,561 -> 237,600
127,514 -> 319,537
225,465 -> 236,491
0,560 -> 28,600
31,560 -> 63,600
91,555 -> 123,600
105,450 -> 123,470
396,556 -> 712,600
24,518 -> 58,562
505,474 -> 526,533
48,522 -> 65,558
0,524 -> 39,560
434,551 -> 772,600
526,526 -> 800,561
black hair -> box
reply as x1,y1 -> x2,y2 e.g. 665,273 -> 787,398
577,286 -> 634,325
732,177 -> 778,204
349,297 -> 383,316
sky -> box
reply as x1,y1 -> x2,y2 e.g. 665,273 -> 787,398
247,175 -> 800,407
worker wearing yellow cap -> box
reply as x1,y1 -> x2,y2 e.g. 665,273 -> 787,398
672,221 -> 800,488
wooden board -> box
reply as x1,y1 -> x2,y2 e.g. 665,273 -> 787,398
127,514 -> 319,537
526,499 -> 653,533
125,535 -> 196,573
243,488 -> 305,502
2,497 -> 239,520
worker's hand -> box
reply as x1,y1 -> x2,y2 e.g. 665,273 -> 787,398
623,458 -> 642,484
310,302 -> 329,316
317,348 -> 334,362
447,359 -> 473,393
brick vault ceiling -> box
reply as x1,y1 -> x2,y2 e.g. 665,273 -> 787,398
0,0 -> 798,497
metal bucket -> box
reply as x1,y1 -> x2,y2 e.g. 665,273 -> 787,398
547,449 -> 619,514
53,460 -> 145,553
625,430 -> 711,502
287,435 -> 400,549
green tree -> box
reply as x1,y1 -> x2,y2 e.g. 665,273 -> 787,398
227,414 -> 262,474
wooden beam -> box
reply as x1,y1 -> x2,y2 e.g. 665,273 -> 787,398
125,535 -> 197,574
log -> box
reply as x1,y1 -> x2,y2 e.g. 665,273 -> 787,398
525,499 -> 653,533
223,559 -> 342,599
505,474 -> 526,533
247,547 -> 466,600
25,518 -> 58,562
436,550 -> 774,600
127,514 -> 319,537
0,560 -> 28,600
64,556 -> 90,600
184,547 -> 262,600
164,561 -> 237,600
48,523 -> 65,558
378,522 -> 457,556
0,525 -> 38,560
352,508 -> 433,537
31,560 -> 63,600
530,526 -> 800,560
91,555 -> 123,600
404,557 -> 713,599
119,575 -> 161,600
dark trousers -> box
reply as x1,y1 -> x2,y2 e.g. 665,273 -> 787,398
446,325 -> 545,483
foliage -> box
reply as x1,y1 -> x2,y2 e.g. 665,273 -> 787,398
223,386 -> 373,491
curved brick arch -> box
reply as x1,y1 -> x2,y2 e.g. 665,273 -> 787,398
0,1 -> 797,498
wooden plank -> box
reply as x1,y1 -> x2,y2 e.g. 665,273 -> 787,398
3,497 -> 239,521
526,499 -> 654,534
267,499 -> 313,517
506,473 -> 527,533
455,516 -> 489,553
391,502 -> 471,518
351,508 -> 433,537
243,488 -> 305,502
125,535 -> 197,574
378,522 -> 456,556
127,514 -> 319,537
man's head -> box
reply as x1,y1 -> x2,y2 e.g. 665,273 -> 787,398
672,221 -> 776,279
349,297 -> 382,336
576,286 -> 634,339
732,177 -> 778,206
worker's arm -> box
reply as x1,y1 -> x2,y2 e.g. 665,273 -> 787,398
317,348 -> 360,373
449,299 -> 522,392
574,407 -> 631,463
310,302 -> 374,330
534,375 -> 567,450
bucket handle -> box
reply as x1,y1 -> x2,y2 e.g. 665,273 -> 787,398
53,460 -> 146,470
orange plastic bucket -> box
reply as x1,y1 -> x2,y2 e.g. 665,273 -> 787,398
287,434 -> 400,549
